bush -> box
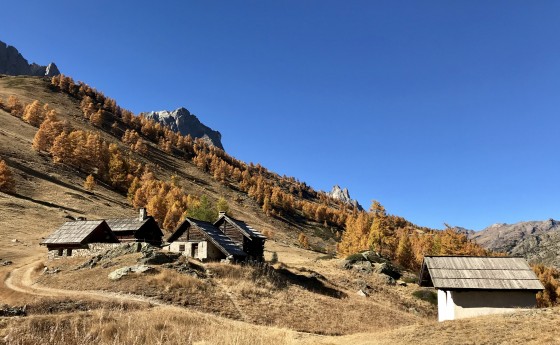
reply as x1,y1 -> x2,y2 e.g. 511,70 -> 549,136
412,289 -> 437,305
345,253 -> 366,262
270,252 -> 278,264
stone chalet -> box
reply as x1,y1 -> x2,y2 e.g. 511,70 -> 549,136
41,208 -> 163,259
40,220 -> 119,259
167,212 -> 266,262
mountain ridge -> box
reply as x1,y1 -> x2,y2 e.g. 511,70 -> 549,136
458,219 -> 560,268
0,40 -> 60,77
141,107 -> 224,150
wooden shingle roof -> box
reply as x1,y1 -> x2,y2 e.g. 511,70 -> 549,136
40,220 -> 116,245
105,218 -> 149,232
215,215 -> 266,240
420,256 -> 544,290
168,218 -> 247,258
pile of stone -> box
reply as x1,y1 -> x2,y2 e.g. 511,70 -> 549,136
138,249 -> 181,265
0,259 -> 12,266
343,250 -> 403,284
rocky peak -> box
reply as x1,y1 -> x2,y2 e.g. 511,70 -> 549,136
329,185 -> 363,210
0,40 -> 61,77
142,107 -> 224,150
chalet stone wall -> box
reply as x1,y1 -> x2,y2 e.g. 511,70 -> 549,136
47,243 -> 123,260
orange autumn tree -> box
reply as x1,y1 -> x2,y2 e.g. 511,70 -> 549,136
0,160 -> 15,193
338,200 -> 487,269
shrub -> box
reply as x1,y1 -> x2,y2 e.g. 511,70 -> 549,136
412,289 -> 437,305
270,252 -> 278,264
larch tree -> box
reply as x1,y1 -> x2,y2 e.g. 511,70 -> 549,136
7,95 -> 24,117
22,100 -> 44,126
84,174 -> 96,191
396,229 -> 414,269
337,211 -> 372,256
0,160 -> 15,193
368,201 -> 390,255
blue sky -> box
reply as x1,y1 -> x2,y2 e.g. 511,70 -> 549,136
2,1 -> 560,230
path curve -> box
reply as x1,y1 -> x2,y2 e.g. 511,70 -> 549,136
4,259 -> 171,308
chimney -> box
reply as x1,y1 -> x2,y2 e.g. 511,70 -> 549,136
139,208 -> 148,221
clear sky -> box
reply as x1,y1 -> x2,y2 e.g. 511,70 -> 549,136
2,1 -> 560,230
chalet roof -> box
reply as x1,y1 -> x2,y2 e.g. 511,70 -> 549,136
420,256 -> 544,291
40,220 -> 116,245
105,216 -> 163,237
168,218 -> 247,258
215,215 -> 266,240
105,217 -> 149,232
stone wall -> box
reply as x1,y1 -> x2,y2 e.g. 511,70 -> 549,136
47,243 -> 123,260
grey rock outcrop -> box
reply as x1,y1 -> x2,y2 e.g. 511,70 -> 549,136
467,219 -> 560,268
108,265 -> 153,280
328,185 -> 363,210
0,40 -> 60,77
142,107 -> 224,150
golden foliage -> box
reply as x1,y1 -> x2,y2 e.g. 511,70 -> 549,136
0,159 -> 15,193
338,201 -> 487,269
84,174 -> 96,191
533,264 -> 560,307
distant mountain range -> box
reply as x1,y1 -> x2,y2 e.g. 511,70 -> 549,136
459,219 -> 560,268
0,40 -> 60,77
142,107 -> 224,150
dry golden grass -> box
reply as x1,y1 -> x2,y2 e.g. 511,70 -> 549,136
303,307 -> 560,345
0,307 -> 299,345
37,254 -> 430,335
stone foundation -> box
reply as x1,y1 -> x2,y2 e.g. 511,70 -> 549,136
47,243 -> 123,260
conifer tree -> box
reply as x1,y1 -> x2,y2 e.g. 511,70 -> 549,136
216,197 -> 229,214
368,201 -> 390,255
262,196 -> 272,216
396,230 -> 414,269
7,95 -> 23,117
186,195 -> 215,222
22,100 -> 44,126
84,174 -> 96,191
0,160 -> 15,193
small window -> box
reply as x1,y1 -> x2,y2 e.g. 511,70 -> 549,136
57,249 -> 63,256
179,244 -> 185,252
67,249 -> 72,256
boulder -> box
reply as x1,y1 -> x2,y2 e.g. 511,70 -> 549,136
352,261 -> 373,274
379,274 -> 396,285
139,251 -> 181,265
108,265 -> 153,280
356,289 -> 368,297
373,262 -> 401,280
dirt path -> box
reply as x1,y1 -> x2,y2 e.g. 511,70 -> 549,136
4,259 -> 168,307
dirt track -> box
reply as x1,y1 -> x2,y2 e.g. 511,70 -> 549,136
4,259 -> 171,307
